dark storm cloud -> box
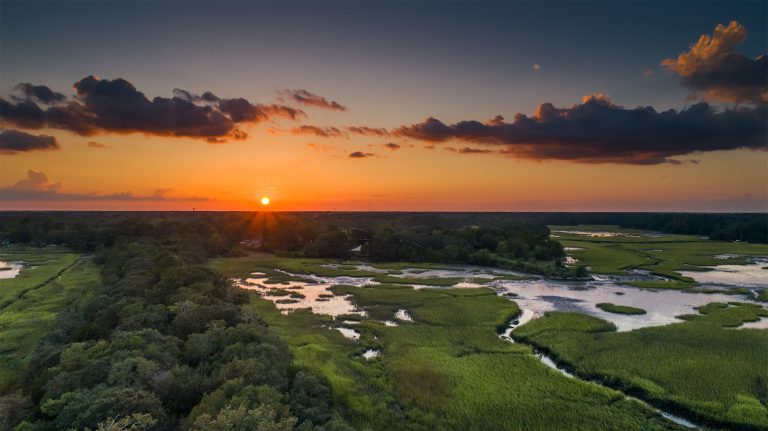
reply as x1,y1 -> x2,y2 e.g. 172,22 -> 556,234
446,146 -> 492,154
0,98 -> 50,130
217,97 -> 304,122
383,142 -> 401,150
13,83 -> 66,104
290,125 -> 345,138
172,88 -> 220,103
662,21 -> 767,104
0,76 -> 303,141
0,170 -> 211,202
349,151 -> 374,158
392,95 -> 767,165
0,130 -> 60,154
346,126 -> 389,136
282,89 -> 346,111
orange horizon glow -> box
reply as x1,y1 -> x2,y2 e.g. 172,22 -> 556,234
0,125 -> 766,212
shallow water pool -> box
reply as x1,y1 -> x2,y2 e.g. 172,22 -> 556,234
0,261 -> 24,279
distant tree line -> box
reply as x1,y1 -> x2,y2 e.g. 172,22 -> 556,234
0,212 -> 567,265
315,212 -> 768,244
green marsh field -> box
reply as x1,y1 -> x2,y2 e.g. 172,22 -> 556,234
211,224 -> 768,430
0,247 -> 98,391
213,257 -> 684,430
552,225 -> 768,290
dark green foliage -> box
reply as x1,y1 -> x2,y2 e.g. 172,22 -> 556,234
0,216 -> 347,431
304,230 -> 352,259
0,213 -> 567,272
364,223 -> 562,264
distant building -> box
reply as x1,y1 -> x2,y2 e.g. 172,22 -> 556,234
350,243 -> 367,257
341,227 -> 368,257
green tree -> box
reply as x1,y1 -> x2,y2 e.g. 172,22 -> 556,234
92,413 -> 157,431
191,404 -> 296,431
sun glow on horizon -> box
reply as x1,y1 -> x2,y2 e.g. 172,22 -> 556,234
260,196 -> 270,206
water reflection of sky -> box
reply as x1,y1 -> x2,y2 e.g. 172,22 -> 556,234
237,273 -> 365,317
494,278 -> 760,332
236,261 -> 766,333
678,260 -> 768,289
735,319 -> 768,330
0,261 -> 24,279
552,230 -> 641,238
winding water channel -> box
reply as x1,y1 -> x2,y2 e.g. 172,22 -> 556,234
499,317 -> 699,428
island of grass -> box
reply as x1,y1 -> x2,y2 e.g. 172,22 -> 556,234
551,225 -> 768,291
755,290 -> 768,302
371,274 -> 461,286
596,303 -> 646,315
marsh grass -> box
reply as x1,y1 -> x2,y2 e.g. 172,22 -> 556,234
365,262 -> 456,271
371,274 -> 461,286
211,254 -> 378,279
264,288 -> 292,296
678,302 -> 768,327
596,303 -> 647,315
0,247 -> 98,391
514,303 -> 768,430
624,281 -> 695,290
553,225 -> 768,290
0,247 -> 80,309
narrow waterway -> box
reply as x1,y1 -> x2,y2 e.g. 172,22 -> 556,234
499,321 -> 698,429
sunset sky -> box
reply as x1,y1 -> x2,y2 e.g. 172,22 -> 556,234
1,1 -> 766,211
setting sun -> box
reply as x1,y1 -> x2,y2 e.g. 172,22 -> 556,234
260,196 -> 270,206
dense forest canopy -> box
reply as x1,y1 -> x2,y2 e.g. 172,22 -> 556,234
0,217 -> 352,431
0,212 -> 565,266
